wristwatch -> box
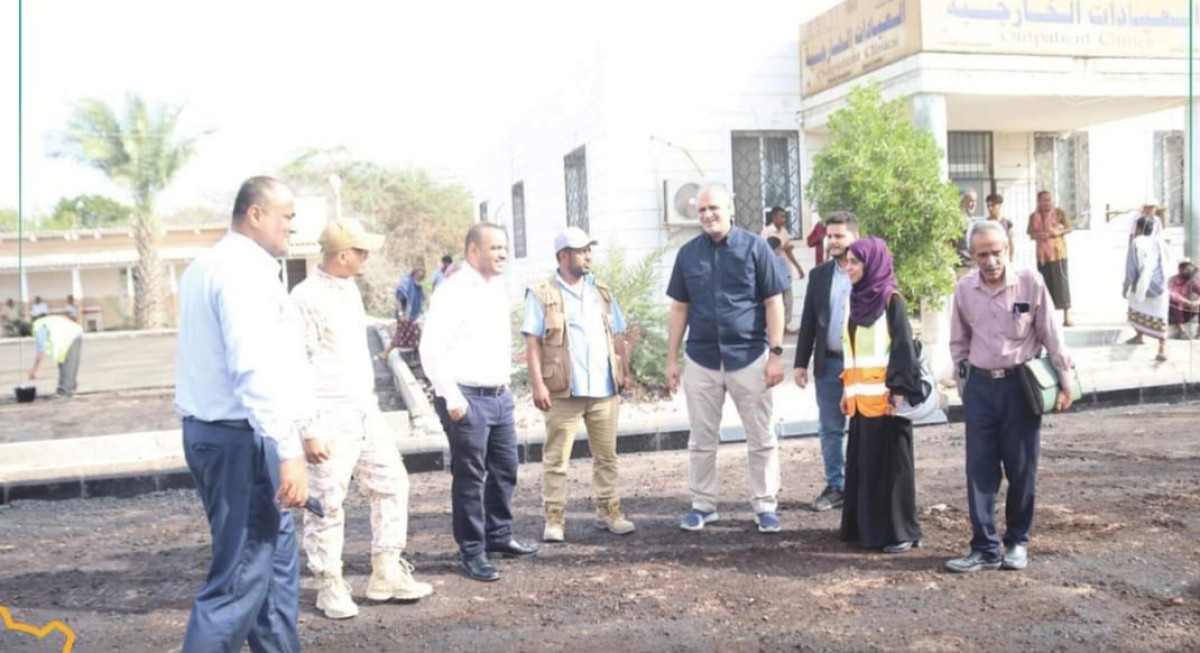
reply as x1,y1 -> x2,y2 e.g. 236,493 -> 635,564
769,345 -> 784,356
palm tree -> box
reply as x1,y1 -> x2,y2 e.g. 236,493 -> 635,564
56,94 -> 204,329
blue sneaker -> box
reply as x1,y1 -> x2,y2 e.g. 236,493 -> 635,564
754,511 -> 781,534
679,509 -> 719,531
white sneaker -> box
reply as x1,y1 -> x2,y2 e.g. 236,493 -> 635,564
315,574 -> 359,619
366,554 -> 434,601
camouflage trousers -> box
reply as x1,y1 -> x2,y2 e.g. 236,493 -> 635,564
302,405 -> 410,577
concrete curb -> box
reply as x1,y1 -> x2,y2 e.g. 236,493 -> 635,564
3,380 -> 1196,505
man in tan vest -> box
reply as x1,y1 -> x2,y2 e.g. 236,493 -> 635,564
522,227 -> 635,542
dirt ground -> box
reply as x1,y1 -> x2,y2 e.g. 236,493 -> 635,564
0,403 -> 1198,652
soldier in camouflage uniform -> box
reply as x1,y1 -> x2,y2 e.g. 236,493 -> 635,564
291,218 -> 432,619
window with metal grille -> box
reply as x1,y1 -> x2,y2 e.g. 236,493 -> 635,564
948,131 -> 994,218
563,146 -> 589,232
1034,133 -> 1091,229
478,201 -> 488,224
731,131 -> 801,233
511,182 -> 527,258
1153,131 -> 1185,227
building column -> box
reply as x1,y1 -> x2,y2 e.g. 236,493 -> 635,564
1186,95 -> 1200,263
71,267 -> 83,300
908,93 -> 949,181
125,265 -> 135,299
909,93 -> 954,363
168,264 -> 178,295
19,268 -> 29,306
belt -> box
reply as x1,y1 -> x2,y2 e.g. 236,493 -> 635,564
971,365 -> 1019,380
826,350 -> 844,359
459,384 -> 508,397
184,416 -> 253,431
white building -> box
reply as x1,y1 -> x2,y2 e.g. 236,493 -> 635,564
475,0 -> 1197,330
800,0 -> 1195,326
472,6 -> 822,314
0,195 -> 327,330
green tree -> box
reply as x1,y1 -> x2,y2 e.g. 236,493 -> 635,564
55,94 -> 205,328
807,83 -> 961,310
283,149 -> 474,316
44,194 -> 132,230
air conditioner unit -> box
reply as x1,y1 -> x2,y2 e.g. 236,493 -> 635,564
663,180 -> 703,226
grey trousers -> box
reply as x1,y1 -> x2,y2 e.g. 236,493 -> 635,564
58,337 -> 81,396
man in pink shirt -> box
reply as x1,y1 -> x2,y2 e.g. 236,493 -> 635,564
1168,259 -> 1200,339
946,221 -> 1074,574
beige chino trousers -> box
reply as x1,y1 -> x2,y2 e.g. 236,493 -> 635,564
541,394 -> 621,507
683,352 -> 779,514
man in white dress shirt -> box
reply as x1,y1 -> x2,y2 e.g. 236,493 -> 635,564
175,176 -> 311,652
291,219 -> 433,619
420,222 -> 540,582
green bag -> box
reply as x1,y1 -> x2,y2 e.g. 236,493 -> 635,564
1020,356 -> 1082,415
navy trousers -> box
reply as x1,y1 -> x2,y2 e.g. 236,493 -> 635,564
434,389 -> 519,558
963,372 -> 1042,558
182,419 -> 301,653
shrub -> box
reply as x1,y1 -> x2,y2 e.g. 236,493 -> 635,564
591,244 -> 673,399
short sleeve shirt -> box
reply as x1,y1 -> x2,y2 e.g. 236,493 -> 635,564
521,274 -> 627,398
666,226 -> 788,371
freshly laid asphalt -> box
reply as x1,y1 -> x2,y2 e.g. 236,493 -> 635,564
2,323 -> 1198,504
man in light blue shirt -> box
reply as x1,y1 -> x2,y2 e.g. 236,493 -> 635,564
431,255 -> 456,290
522,227 -> 635,543
175,176 -> 312,652
394,267 -> 425,321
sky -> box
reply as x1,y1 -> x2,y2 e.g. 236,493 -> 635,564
1,0 -> 826,217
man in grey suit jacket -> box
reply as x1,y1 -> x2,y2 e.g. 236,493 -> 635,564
793,211 -> 859,511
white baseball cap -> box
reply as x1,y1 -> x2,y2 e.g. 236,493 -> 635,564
554,227 -> 598,253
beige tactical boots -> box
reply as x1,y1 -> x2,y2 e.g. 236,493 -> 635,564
315,574 -> 359,619
543,504 -> 566,543
594,498 -> 636,535
365,554 -> 434,601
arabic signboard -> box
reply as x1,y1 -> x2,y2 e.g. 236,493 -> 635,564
801,0 -> 1199,97
801,0 -> 923,96
924,0 -> 1198,58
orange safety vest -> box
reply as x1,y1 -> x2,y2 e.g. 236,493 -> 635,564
841,309 -> 892,418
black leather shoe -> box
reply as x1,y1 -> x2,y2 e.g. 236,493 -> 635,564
486,539 -> 541,558
460,554 -> 500,582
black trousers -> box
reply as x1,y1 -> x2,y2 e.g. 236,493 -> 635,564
434,389 -> 519,558
963,372 -> 1042,558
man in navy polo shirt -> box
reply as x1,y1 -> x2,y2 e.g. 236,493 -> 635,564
666,183 -> 789,534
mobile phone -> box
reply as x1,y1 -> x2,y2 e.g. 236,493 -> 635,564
304,497 -> 325,518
